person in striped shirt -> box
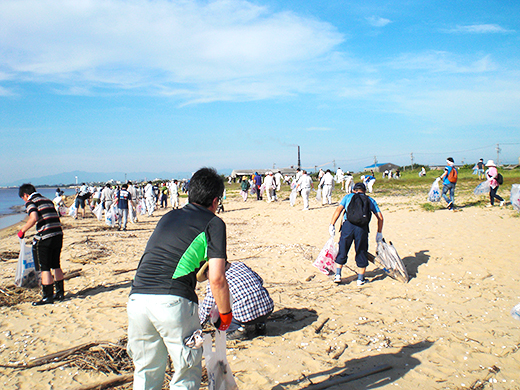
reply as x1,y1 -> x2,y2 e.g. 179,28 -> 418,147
18,184 -> 65,305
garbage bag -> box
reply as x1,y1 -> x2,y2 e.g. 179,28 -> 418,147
511,184 -> 520,211
93,203 -> 103,221
312,236 -> 338,275
375,240 -> 408,283
316,188 -> 322,202
289,189 -> 297,207
474,180 -> 490,195
15,238 -> 40,288
68,203 -> 77,217
427,179 -> 441,202
203,330 -> 238,390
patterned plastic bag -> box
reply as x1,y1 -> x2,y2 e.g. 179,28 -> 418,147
312,237 -> 338,275
15,239 -> 40,288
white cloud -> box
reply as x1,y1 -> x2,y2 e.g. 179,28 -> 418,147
388,51 -> 497,74
0,0 -> 344,100
446,24 -> 514,34
366,16 -> 392,27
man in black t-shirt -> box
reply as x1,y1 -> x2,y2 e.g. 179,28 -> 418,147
127,167 -> 232,390
18,184 -> 65,305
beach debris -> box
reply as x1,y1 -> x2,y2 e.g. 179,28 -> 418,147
330,343 -> 348,360
0,285 -> 40,307
314,317 -> 329,334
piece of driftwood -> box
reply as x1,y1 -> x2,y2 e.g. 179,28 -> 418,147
72,373 -> 133,390
308,364 -> 392,389
112,268 -> 136,276
0,342 -> 104,369
64,269 -> 84,280
331,343 -> 348,360
314,318 -> 329,334
367,252 -> 376,263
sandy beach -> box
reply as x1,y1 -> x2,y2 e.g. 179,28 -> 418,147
0,185 -> 519,389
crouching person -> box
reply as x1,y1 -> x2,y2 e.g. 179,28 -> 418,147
198,261 -> 274,340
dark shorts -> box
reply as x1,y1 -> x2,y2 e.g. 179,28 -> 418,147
33,235 -> 63,272
75,197 -> 86,208
335,221 -> 369,268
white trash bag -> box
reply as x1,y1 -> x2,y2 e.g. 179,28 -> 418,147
375,240 -> 408,283
474,180 -> 490,196
68,203 -> 77,218
511,184 -> 520,211
203,331 -> 238,390
15,238 -> 40,288
316,188 -> 322,202
105,205 -> 117,227
427,178 -> 441,202
93,203 -> 103,221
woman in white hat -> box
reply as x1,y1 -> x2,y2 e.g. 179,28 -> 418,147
485,160 -> 505,207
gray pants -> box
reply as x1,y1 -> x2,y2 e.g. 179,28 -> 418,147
118,209 -> 129,230
127,294 -> 202,390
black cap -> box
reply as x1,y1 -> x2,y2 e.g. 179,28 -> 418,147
353,182 -> 366,192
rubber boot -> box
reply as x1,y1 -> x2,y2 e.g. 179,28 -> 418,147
33,284 -> 54,306
54,280 -> 65,301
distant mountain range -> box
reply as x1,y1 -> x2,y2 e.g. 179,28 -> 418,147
2,169 -> 232,187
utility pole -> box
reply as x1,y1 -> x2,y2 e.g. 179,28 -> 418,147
410,153 -> 414,169
333,159 -> 336,171
496,143 -> 501,166
297,146 -> 301,169
373,156 -> 377,166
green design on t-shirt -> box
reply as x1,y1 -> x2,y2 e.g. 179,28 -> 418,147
173,232 -> 208,279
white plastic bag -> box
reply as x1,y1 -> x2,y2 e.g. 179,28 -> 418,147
289,189 -> 297,207
427,179 -> 441,202
312,236 -> 338,275
474,180 -> 491,195
15,239 -> 40,288
375,240 -> 408,283
316,188 -> 322,202
203,331 -> 238,390
68,203 -> 77,217
93,203 -> 103,221
511,184 -> 520,211
105,205 -> 117,227
138,199 -> 147,215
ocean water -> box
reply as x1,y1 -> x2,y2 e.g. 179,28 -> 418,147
0,187 -> 75,230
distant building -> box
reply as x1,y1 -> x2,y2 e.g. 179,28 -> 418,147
230,168 -> 299,178
363,163 -> 400,173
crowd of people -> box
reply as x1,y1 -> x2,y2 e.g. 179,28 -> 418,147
16,159 -> 511,389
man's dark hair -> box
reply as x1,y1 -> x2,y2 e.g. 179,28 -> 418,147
188,167 -> 224,208
127,181 -> 132,185
122,184 -> 128,189
353,182 -> 366,192
105,183 -> 111,188
19,183 -> 36,198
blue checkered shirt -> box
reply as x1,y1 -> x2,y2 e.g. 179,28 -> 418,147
199,262 -> 274,324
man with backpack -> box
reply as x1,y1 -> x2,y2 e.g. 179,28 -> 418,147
439,157 -> 458,210
328,182 -> 384,286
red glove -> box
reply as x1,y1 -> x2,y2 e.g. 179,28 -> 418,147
214,311 -> 233,331
17,230 -> 25,239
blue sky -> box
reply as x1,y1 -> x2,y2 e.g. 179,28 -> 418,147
1,0 -> 519,184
